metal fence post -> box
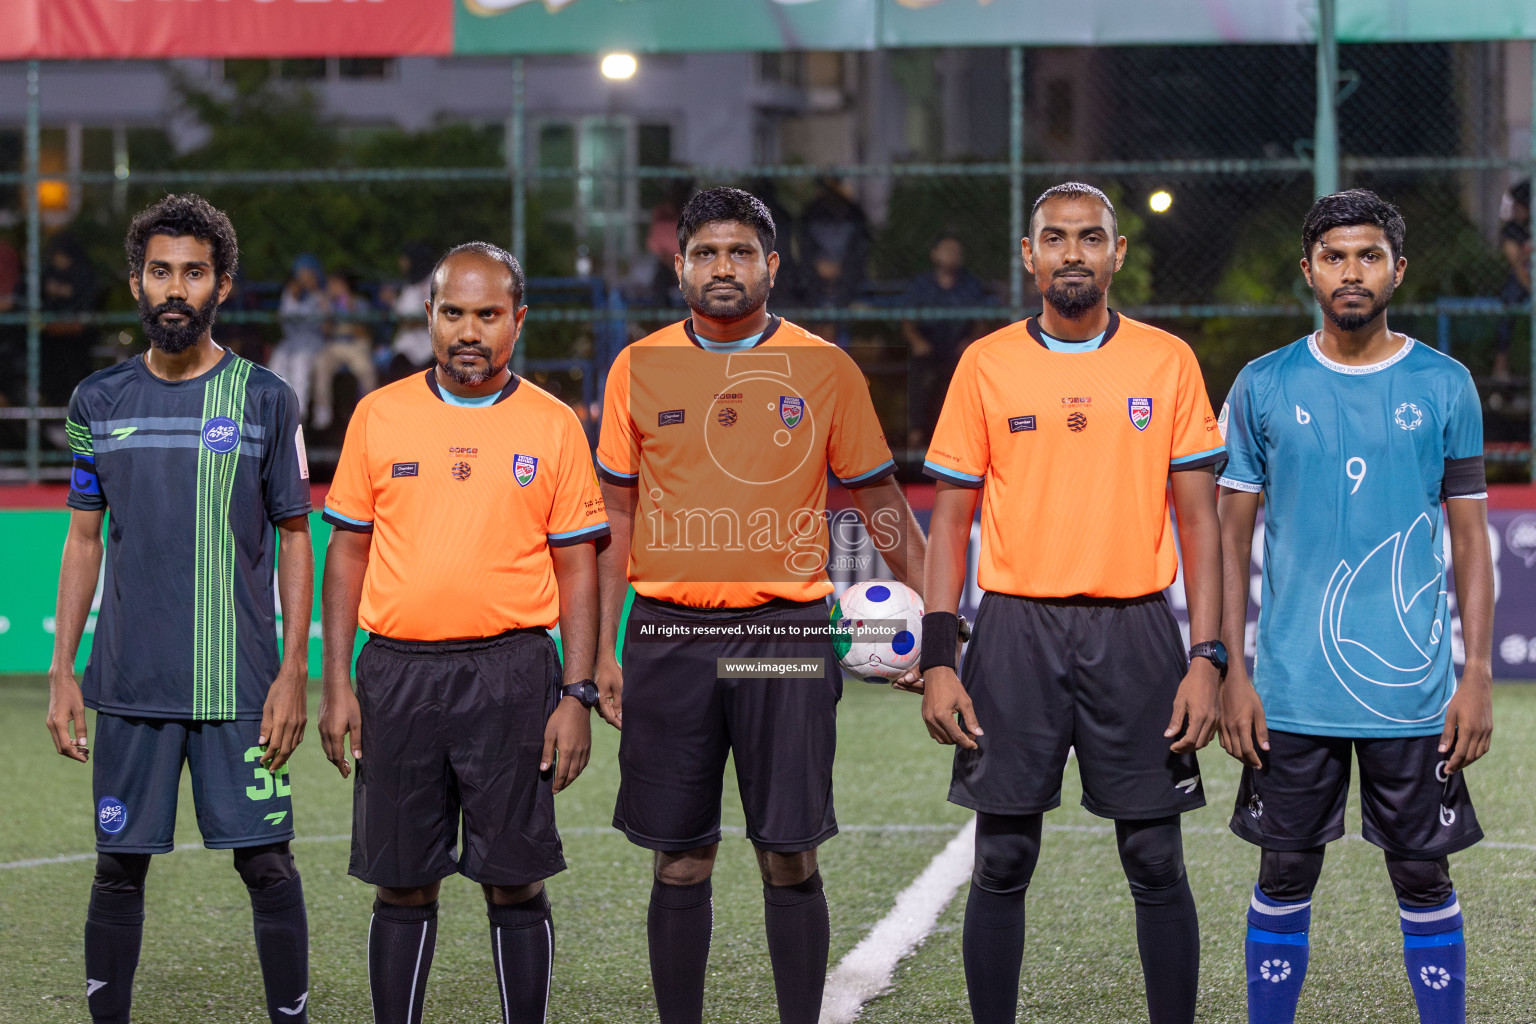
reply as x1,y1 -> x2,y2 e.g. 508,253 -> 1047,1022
24,61 -> 42,484
1528,41 -> 1536,474
511,55 -> 527,376
1008,45 -> 1024,320
1313,0 -> 1339,199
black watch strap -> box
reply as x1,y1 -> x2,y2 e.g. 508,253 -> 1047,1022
1188,640 -> 1229,679
561,679 -> 600,708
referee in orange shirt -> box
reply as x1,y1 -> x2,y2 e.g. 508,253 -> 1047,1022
920,183 -> 1226,1024
596,187 -> 926,1024
318,243 -> 608,1024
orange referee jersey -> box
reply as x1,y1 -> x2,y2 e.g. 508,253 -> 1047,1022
924,311 -> 1223,599
323,370 -> 608,640
597,316 -> 895,608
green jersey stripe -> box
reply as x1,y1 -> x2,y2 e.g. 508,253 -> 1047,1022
65,419 -> 94,457
193,358 -> 251,720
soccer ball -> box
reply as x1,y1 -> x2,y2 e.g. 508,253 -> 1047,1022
831,579 -> 923,682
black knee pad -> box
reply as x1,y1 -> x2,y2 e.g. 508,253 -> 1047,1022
1384,854 -> 1453,908
233,842 -> 297,891
1115,817 -> 1186,892
972,812 -> 1043,896
1257,846 -> 1326,903
92,852 -> 151,895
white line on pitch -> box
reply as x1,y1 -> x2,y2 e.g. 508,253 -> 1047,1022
819,816 -> 978,1024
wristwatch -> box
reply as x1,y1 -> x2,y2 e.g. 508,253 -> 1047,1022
1188,640 -> 1229,679
560,679 -> 600,708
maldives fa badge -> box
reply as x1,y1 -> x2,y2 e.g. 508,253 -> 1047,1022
779,395 -> 804,428
513,454 -> 538,487
1128,397 -> 1153,432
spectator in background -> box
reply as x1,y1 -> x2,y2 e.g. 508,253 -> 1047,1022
381,242 -> 436,384
268,254 -> 326,421
900,233 -> 991,447
1494,179 -> 1530,381
310,270 -> 377,432
40,233 -> 100,411
645,198 -> 683,307
797,178 -> 871,347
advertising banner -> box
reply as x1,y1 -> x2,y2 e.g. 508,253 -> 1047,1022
879,0 -> 1315,48
453,0 -> 875,55
26,0 -> 453,60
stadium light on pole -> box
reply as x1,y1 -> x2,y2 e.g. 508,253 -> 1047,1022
1148,190 -> 1173,214
601,53 -> 638,81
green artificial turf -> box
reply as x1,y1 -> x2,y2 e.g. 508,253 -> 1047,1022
2,676 -> 1533,1022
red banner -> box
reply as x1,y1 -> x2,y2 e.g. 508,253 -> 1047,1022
7,0 -> 453,60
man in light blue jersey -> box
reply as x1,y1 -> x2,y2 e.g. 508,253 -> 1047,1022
1216,189 -> 1494,1024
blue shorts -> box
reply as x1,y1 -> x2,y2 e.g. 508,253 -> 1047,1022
92,713 -> 296,853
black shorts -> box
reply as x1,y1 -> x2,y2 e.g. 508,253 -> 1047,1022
1229,730 -> 1483,859
92,713 -> 295,853
949,591 -> 1205,820
613,595 -> 842,853
349,630 -> 566,888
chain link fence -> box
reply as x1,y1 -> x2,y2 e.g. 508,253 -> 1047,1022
1,42 -> 1533,481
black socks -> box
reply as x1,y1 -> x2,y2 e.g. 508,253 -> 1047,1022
763,871 -> 830,1024
368,898 -> 439,1024
249,874 -> 310,1023
488,891 -> 554,1024
647,879 -> 713,1024
84,887 -> 144,1024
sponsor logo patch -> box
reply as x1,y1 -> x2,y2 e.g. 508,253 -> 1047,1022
1217,402 -> 1230,439
201,416 -> 240,454
1128,397 -> 1152,431
513,454 -> 538,487
97,796 -> 127,834
779,395 -> 804,428
391,462 -> 419,478
1067,411 -> 1087,432
451,461 -> 472,482
658,409 -> 685,427
1008,415 -> 1036,433
717,407 -> 738,427
1395,401 -> 1423,431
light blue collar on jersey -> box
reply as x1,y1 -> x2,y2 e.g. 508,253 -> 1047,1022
1306,331 -> 1416,374
438,389 -> 501,408
694,330 -> 764,353
1039,329 -> 1107,353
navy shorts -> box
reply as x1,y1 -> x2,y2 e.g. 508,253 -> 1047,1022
1230,730 -> 1483,859
350,629 -> 567,888
92,712 -> 295,853
949,591 -> 1205,820
614,595 -> 842,853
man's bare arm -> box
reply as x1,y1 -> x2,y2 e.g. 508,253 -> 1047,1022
846,478 -> 927,596
317,528 -> 370,777
259,515 -> 314,773
545,541 -> 600,792
1443,498 -> 1494,772
918,482 -> 983,747
1166,467 -> 1222,753
1216,488 -> 1267,767
593,480 -> 637,729
46,509 -> 105,762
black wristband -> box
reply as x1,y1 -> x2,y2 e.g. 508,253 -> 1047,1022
920,611 -> 960,673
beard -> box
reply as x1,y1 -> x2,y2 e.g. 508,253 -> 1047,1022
1315,280 -> 1395,332
437,342 -> 507,388
1042,274 -> 1105,321
683,275 -> 770,322
138,290 -> 219,354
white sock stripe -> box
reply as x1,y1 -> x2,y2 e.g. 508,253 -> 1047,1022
1400,900 -> 1462,924
1249,895 -> 1312,916
495,929 -> 511,1024
541,919 -> 553,1024
366,915 -> 376,1023
408,919 -> 429,1024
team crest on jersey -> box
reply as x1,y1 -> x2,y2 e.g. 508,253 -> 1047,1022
1128,398 -> 1152,431
97,796 -> 127,834
779,395 -> 804,428
1395,402 -> 1423,431
201,416 -> 240,454
513,454 -> 538,487
1217,402 -> 1230,440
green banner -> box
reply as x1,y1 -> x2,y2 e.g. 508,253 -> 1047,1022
878,0 -> 1314,47
455,0 -> 875,55
0,511 -> 340,676
1338,0 -> 1536,41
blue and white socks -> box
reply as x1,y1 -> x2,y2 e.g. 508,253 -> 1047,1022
1245,885 -> 1310,1024
1400,893 -> 1466,1024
